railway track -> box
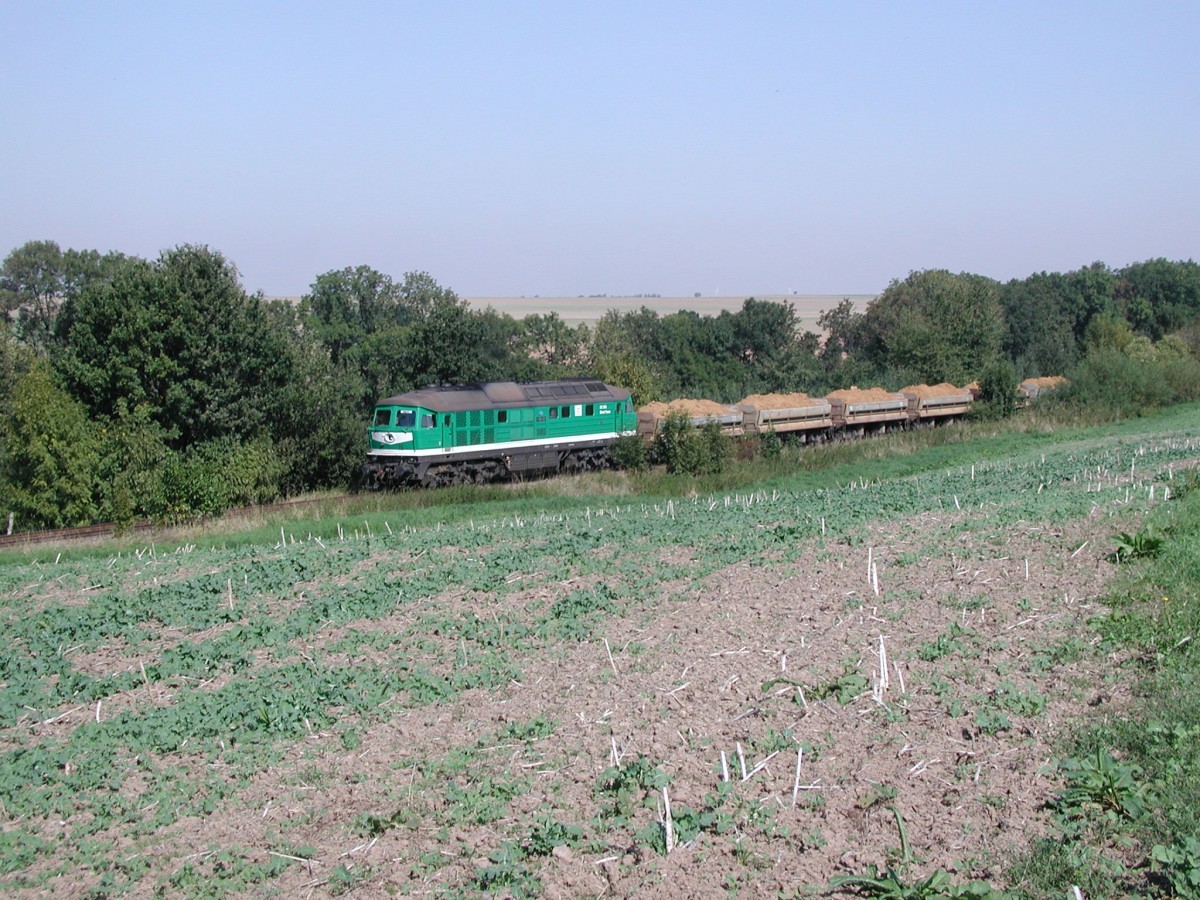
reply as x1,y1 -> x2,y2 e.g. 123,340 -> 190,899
0,496 -> 347,549
0,521 -> 148,548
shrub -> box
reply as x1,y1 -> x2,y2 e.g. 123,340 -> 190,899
974,358 -> 1019,420
0,364 -> 99,529
696,421 -> 732,474
650,412 -> 731,476
649,411 -> 694,472
1159,356 -> 1200,402
145,437 -> 285,524
760,429 -> 783,460
610,434 -> 648,471
96,402 -> 171,529
219,436 -> 289,507
1060,348 -> 1176,417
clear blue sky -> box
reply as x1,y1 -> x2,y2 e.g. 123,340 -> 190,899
2,1 -> 1197,298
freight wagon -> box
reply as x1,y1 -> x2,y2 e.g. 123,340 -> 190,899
636,383 -> 975,443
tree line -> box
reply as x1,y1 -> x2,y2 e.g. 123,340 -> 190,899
3,238 -> 1200,530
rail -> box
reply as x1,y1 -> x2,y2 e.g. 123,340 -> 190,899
0,496 -> 344,549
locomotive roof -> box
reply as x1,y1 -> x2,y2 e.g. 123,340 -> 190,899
377,378 -> 631,413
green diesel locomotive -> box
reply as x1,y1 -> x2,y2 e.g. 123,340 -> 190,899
364,378 -> 638,488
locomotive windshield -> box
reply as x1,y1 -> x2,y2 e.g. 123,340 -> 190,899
372,408 -> 417,428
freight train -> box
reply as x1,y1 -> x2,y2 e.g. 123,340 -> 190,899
364,377 -> 1062,488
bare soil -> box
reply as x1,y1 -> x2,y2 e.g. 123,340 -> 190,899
640,399 -> 738,417
739,392 -> 827,410
19,503 -> 1129,898
826,388 -> 907,403
900,383 -> 971,400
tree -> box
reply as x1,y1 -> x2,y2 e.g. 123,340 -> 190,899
590,350 -> 660,407
268,326 -> 372,492
1,319 -> 37,419
394,295 -> 516,388
1,240 -> 64,350
589,307 -> 664,366
0,363 -> 99,529
652,309 -> 743,400
1084,311 -> 1137,354
94,402 -> 172,527
817,298 -> 868,364
301,265 -> 406,364
1062,262 -> 1116,342
0,241 -> 126,352
521,312 -> 588,369
999,273 -> 1078,377
395,270 -> 463,319
975,358 -> 1019,419
61,248 -> 128,299
859,270 -> 1005,385
55,245 -> 292,449
1118,258 -> 1200,340
758,338 -> 827,395
729,298 -> 797,365
300,267 -> 529,402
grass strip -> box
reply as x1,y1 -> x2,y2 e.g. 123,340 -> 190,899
1007,480 -> 1200,897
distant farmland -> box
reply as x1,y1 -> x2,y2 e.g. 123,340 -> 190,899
465,293 -> 875,330
267,293 -> 876,332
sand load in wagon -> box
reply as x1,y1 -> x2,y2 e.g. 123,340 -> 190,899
637,399 -> 745,437
900,383 -> 973,420
1019,376 -> 1068,401
826,387 -> 910,428
737,392 -> 833,434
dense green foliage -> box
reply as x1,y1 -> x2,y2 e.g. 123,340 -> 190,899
859,269 -> 1007,385
3,234 -> 1200,529
649,412 -> 733,475
0,362 -> 98,527
56,246 -> 291,449
974,358 -> 1020,420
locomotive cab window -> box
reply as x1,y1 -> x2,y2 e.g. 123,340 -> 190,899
548,408 -> 558,419
420,414 -> 434,428
498,410 -> 508,424
373,409 -> 392,427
